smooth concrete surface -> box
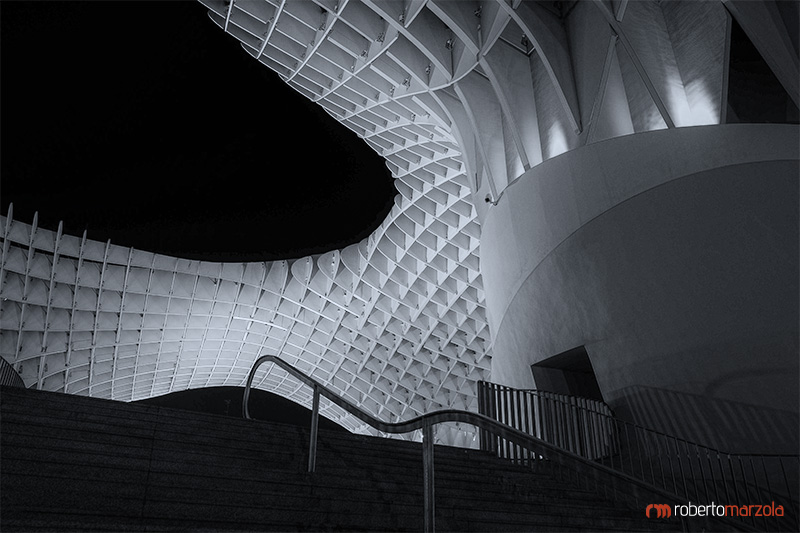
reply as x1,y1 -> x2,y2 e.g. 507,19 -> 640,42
482,124 -> 799,453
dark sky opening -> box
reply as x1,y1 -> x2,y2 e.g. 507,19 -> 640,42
1,1 -> 396,262
726,15 -> 800,124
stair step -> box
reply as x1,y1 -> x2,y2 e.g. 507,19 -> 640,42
0,385 -> 716,532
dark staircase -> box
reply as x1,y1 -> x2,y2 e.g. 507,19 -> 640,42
1,385 -> 675,532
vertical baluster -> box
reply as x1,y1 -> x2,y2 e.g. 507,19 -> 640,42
695,444 -> 709,503
673,437 -> 688,500
760,456 -> 775,530
478,381 -> 486,452
483,382 -> 491,452
749,458 -> 765,530
727,454 -> 740,516
521,391 -> 528,462
504,386 -> 512,461
556,397 -> 565,452
634,426 -> 646,480
592,403 -> 601,461
605,410 -> 612,459
511,389 -> 518,463
654,434 -> 666,491
717,451 -> 729,507
543,394 -> 552,447
575,400 -> 582,457
616,417 -> 625,472
507,387 -> 514,461
779,457 -> 798,529
523,391 -> 532,466
684,441 -> 698,501
536,394 -> 550,442
585,400 -> 593,459
502,386 -> 509,460
575,398 -> 594,459
640,427 -> 656,485
545,394 -> 552,446
477,382 -> 483,451
592,405 -> 598,458
608,416 -> 618,471
499,386 -> 506,458
556,396 -> 566,451
623,423 -> 635,477
571,398 -> 580,456
553,397 -> 567,448
528,393 -> 536,469
578,399 -> 587,458
500,386 -> 508,459
308,384 -> 320,473
563,398 -> 572,454
736,456 -> 753,527
565,399 -> 572,453
514,389 -> 522,462
704,448 -> 717,503
579,399 -> 588,459
495,385 -> 503,457
543,394 -> 551,446
560,398 -> 568,453
540,392 -> 547,442
492,384 -> 500,456
547,394 -> 554,448
665,435 -> 677,495
423,422 -> 435,533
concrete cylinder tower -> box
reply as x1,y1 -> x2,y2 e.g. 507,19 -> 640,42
468,1 -> 799,453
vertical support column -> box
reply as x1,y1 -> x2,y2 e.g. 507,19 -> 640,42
490,383 -> 499,454
38,221 -> 63,390
423,421 -> 435,533
65,230 -> 88,394
308,384 -> 320,473
477,381 -> 487,451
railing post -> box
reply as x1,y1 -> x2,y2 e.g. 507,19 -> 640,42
308,384 -> 320,473
423,421 -> 435,533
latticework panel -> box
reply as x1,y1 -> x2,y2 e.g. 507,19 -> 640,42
0,196 -> 490,445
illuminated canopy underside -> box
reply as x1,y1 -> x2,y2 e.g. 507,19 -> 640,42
2,0 -> 796,446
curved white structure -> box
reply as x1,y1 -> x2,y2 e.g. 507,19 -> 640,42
2,0 -> 798,450
0,198 -> 490,444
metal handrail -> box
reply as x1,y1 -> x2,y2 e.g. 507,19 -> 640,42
479,380 -> 800,532
243,355 -> 764,533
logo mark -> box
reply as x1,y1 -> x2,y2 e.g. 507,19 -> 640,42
646,504 -> 672,519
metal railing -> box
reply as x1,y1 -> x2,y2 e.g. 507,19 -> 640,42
0,357 -> 25,388
478,381 -> 800,532
478,381 -> 615,460
242,355 -> 776,532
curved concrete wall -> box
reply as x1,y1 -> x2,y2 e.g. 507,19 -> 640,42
481,124 -> 799,453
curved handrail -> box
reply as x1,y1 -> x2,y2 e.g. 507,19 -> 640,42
244,354 -> 509,433
243,355 -> 764,532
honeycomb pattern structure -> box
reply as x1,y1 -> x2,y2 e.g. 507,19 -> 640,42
4,0 -> 794,446
1,0 -> 502,444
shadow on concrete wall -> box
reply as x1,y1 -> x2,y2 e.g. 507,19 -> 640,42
612,384 -> 799,454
